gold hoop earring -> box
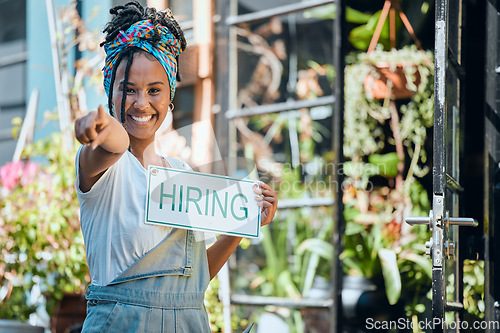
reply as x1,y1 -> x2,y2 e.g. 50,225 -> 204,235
169,103 -> 175,111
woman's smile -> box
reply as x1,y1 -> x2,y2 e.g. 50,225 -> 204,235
129,114 -> 155,123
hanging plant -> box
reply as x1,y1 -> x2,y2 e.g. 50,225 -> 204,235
342,0 -> 435,308
344,44 -> 434,189
360,0 -> 431,101
361,45 -> 433,101
364,58 -> 421,100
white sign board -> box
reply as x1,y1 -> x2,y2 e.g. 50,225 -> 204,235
146,165 -> 261,238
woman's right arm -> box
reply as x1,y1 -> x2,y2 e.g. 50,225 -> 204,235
75,105 -> 130,192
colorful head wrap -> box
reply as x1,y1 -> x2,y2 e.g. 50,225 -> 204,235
103,20 -> 182,101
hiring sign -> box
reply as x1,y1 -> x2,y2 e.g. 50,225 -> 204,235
146,165 -> 261,238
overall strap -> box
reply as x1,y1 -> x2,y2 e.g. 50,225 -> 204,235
108,227 -> 194,285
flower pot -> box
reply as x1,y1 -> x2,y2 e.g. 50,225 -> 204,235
341,275 -> 394,329
50,292 -> 86,333
364,62 -> 421,100
300,276 -> 331,333
301,307 -> 330,333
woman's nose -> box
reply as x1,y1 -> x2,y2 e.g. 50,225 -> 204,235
133,92 -> 148,110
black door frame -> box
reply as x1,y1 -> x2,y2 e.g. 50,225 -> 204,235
485,0 -> 500,331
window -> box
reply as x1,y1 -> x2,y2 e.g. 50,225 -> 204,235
0,0 -> 27,165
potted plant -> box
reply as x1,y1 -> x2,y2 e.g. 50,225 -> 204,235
0,133 -> 89,324
340,150 -> 434,329
363,46 -> 430,100
343,24 -> 435,323
344,45 -> 434,190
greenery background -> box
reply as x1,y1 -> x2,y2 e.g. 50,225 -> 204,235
0,1 -> 486,332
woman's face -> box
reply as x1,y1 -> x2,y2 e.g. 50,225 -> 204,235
112,52 -> 172,141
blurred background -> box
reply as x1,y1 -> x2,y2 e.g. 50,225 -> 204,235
0,0 -> 498,332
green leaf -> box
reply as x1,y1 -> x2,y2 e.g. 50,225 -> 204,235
261,227 -> 278,282
302,252 -> 320,296
420,190 -> 430,209
415,304 -> 426,313
304,4 -> 336,20
366,10 -> 402,41
344,206 -> 361,222
347,8 -> 406,51
339,248 -> 357,260
277,270 -> 301,299
368,152 -> 401,178
346,7 -> 371,24
343,161 -> 379,178
11,117 -> 23,126
297,238 -> 334,261
399,250 -> 432,279
340,257 -> 365,276
344,221 -> 365,235
378,248 -> 401,305
348,25 -> 377,51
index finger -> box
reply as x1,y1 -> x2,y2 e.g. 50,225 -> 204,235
96,105 -> 107,123
90,125 -> 111,150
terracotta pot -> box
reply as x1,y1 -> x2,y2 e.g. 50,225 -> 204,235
300,277 -> 331,333
50,292 -> 86,333
364,62 -> 421,100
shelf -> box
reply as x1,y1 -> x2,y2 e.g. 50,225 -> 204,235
225,95 -> 335,119
231,294 -> 334,308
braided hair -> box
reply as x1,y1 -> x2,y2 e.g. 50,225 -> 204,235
101,1 -> 186,122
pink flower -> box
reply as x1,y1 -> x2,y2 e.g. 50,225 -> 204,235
21,161 -> 39,187
0,161 -> 24,190
0,161 -> 39,190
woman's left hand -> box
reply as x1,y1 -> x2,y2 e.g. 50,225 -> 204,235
254,182 -> 278,226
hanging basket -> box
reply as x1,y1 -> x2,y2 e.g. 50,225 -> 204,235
364,62 -> 421,100
363,0 -> 426,100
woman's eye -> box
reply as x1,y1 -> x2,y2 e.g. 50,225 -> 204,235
149,88 -> 159,94
126,87 -> 135,94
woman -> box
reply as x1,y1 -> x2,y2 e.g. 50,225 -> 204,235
74,2 -> 277,332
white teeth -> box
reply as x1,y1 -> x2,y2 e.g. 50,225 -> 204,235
131,115 -> 153,122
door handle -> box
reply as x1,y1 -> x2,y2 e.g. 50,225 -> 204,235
405,211 -> 433,228
405,216 -> 431,225
446,217 -> 478,227
405,211 -> 478,228
405,211 -> 477,261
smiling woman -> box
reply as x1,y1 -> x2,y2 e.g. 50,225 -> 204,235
72,2 -> 277,332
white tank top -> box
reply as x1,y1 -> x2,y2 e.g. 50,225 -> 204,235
75,147 -> 213,286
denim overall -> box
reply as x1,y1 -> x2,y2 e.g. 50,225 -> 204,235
81,215 -> 211,332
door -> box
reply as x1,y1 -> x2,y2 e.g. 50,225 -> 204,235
485,0 -> 500,331
406,0 -> 478,331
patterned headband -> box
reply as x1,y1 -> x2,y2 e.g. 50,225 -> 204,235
103,19 -> 182,101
